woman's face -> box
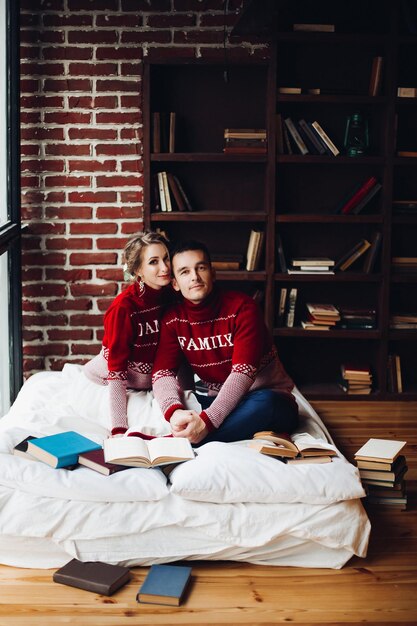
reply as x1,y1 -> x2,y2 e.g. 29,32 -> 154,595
137,243 -> 171,290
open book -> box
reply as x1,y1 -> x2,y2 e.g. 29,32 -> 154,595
103,436 -> 195,468
250,431 -> 337,460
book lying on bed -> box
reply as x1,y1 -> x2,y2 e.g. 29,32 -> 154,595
250,431 -> 337,460
78,448 -> 131,476
13,435 -> 79,470
53,558 -> 131,596
103,436 -> 195,468
137,564 -> 192,606
27,431 -> 102,469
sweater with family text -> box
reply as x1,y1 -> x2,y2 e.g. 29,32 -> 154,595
152,288 -> 294,431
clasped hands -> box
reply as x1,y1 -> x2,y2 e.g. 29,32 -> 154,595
170,409 -> 208,444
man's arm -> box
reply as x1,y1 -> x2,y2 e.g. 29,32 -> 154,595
152,316 -> 187,420
199,299 -> 264,430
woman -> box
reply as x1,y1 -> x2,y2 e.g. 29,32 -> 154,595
82,231 -> 175,436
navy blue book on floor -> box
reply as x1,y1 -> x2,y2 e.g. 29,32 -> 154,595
136,564 -> 192,606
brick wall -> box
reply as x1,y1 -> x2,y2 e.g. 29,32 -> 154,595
20,0 -> 268,376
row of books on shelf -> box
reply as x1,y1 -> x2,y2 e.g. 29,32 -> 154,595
277,232 -> 382,275
354,438 -> 408,510
390,313 -> 417,329
277,295 -> 377,331
153,171 -> 194,213
223,128 -> 267,155
276,114 -> 340,156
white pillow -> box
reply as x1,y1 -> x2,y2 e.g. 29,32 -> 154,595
170,441 -> 366,505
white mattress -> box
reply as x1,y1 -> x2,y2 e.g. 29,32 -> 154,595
0,366 -> 371,569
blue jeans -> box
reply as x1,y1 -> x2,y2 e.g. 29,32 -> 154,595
196,389 -> 299,445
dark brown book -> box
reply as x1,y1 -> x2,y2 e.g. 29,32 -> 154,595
53,559 -> 131,596
172,174 -> 193,211
78,448 -> 130,476
166,172 -> 186,212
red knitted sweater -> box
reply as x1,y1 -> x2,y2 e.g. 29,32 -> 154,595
84,281 -> 171,434
152,288 -> 294,431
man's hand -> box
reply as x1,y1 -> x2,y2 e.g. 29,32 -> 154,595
170,409 -> 208,444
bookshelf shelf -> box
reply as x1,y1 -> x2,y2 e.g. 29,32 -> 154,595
150,212 -> 267,223
151,153 -> 268,163
273,328 -> 381,339
276,214 -> 383,224
143,1 -> 416,401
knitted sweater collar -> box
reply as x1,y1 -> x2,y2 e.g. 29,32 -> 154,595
182,286 -> 220,321
131,280 -> 170,307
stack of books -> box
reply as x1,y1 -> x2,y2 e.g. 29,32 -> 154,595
288,257 -> 335,275
302,303 -> 340,330
339,307 -> 377,330
389,313 -> 417,329
392,256 -> 417,274
339,363 -> 372,394
223,128 -> 267,154
392,200 -> 417,215
354,438 -> 408,510
211,253 -> 244,271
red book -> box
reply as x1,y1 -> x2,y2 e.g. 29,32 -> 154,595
340,177 -> 377,215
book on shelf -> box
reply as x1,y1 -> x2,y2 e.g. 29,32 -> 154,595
250,431 -> 336,460
349,182 -> 382,215
392,200 -> 417,213
363,231 -> 382,274
276,113 -> 285,155
298,119 -> 327,155
276,233 -> 287,272
368,56 -> 384,97
354,438 -> 407,464
390,313 -> 417,328
53,558 -> 131,596
161,171 -> 173,212
339,306 -> 377,330
156,172 -> 193,213
277,287 -> 287,326
306,303 -> 340,326
137,564 -> 192,606
169,111 -> 176,153
171,174 -> 193,212
341,363 -> 372,380
397,87 -> 417,98
301,321 -> 332,331
166,172 -> 186,212
245,229 -> 264,271
152,111 -> 176,153
311,121 -> 340,156
293,23 -> 335,32
334,238 -> 371,272
78,448 -> 131,476
284,117 -> 309,155
285,287 -> 298,328
224,128 -> 266,139
334,176 -> 378,215
397,150 -> 417,157
157,172 -> 168,212
291,258 -> 335,268
392,257 -> 417,271
152,112 -> 161,153
278,86 -> 302,94
103,436 -> 195,468
211,260 -> 241,270
27,431 -> 101,469
288,268 -> 335,275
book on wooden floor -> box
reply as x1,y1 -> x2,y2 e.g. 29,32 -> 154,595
103,436 -> 195,468
78,448 -> 131,476
27,431 -> 101,469
360,464 -> 408,488
136,564 -> 192,606
358,455 -> 407,482
250,431 -> 336,460
53,558 -> 131,596
354,438 -> 407,464
356,454 -> 406,472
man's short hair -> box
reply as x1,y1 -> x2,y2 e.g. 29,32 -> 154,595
171,240 -> 211,264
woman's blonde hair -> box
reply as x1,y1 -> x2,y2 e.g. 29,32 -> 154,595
123,231 -> 169,278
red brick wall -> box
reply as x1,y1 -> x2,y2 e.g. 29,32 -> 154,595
20,0 -> 268,376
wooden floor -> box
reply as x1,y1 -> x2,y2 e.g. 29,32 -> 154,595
1,401 -> 417,625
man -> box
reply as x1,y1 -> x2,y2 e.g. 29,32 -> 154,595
152,240 -> 298,444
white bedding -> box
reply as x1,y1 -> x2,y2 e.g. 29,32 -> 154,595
0,365 -> 371,569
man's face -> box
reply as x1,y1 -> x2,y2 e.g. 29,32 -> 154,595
172,249 -> 215,305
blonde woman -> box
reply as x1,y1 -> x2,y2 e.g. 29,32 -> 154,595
82,231 -> 180,436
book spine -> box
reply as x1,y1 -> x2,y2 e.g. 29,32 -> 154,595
363,231 -> 382,274
298,119 -> 326,154
285,288 -> 298,327
168,112 -> 176,153
349,182 -> 382,215
311,121 -> 340,156
161,171 -> 172,212
368,56 -> 383,97
339,240 -> 371,271
276,233 -> 287,272
172,175 -> 193,212
157,172 -> 167,212
339,177 -> 377,215
284,117 -> 309,155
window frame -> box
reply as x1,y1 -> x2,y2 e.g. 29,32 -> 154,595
0,0 -> 22,406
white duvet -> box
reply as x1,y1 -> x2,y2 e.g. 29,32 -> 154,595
0,365 -> 371,569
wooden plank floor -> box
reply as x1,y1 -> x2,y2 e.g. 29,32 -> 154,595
0,402 -> 416,625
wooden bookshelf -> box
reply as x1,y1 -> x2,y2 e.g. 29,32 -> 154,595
143,1 -> 417,401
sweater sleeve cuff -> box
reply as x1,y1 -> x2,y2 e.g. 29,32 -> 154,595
111,427 -> 128,436
164,403 -> 185,422
200,411 -> 216,432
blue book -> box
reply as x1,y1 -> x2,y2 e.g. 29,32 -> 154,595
26,431 -> 101,468
136,564 -> 192,606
